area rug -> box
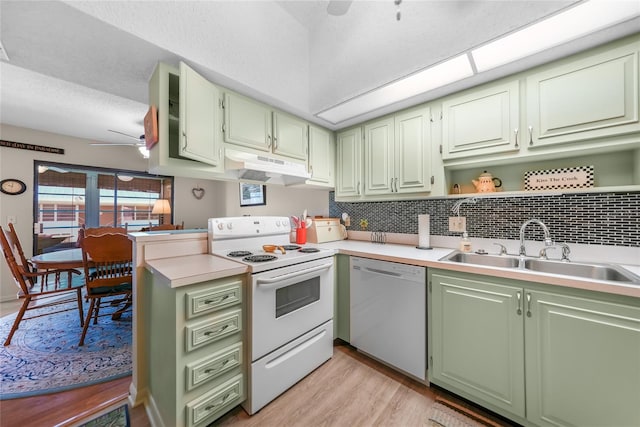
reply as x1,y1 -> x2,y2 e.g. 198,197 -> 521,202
0,300 -> 132,400
80,404 -> 130,427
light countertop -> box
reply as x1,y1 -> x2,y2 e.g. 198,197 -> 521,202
145,254 -> 247,288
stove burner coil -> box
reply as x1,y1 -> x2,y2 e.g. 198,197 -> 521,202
228,251 -> 253,257
282,245 -> 301,251
298,247 -> 320,253
243,254 -> 278,263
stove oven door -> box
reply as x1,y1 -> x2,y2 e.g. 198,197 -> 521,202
251,257 -> 334,361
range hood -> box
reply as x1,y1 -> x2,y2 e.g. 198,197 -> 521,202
225,148 -> 311,185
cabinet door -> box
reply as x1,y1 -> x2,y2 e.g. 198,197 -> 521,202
525,291 -> 640,427
442,80 -> 520,159
430,272 -> 525,417
336,127 -> 362,198
273,111 -> 308,160
364,118 -> 395,195
308,125 -> 334,186
526,43 -> 640,148
395,106 -> 431,193
178,62 -> 223,169
334,254 -> 350,342
224,92 -> 271,152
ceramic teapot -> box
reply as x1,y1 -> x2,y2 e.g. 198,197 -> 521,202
472,171 -> 502,193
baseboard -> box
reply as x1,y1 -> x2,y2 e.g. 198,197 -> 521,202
145,393 -> 166,427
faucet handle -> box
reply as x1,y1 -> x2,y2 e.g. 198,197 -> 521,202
493,243 -> 508,255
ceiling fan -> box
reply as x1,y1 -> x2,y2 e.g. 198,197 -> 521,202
91,129 -> 146,147
327,0 -> 353,16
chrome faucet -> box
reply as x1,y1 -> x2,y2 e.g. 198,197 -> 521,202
540,243 -> 571,262
519,219 -> 553,256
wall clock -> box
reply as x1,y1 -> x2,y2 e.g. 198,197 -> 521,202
0,179 -> 27,195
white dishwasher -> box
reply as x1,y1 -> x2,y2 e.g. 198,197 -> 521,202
350,256 -> 426,381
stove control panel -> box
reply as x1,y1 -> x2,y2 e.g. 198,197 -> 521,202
209,216 -> 291,239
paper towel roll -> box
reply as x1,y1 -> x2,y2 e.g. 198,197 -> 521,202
418,214 -> 431,248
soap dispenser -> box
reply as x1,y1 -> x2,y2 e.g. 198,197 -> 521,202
460,232 -> 472,252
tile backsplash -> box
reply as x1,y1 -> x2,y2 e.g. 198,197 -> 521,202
329,192 -> 640,247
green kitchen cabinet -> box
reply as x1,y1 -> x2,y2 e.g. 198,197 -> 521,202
307,124 -> 335,187
334,254 -> 350,342
525,290 -> 640,427
364,117 -> 395,195
178,62 -> 224,167
441,80 -> 520,160
430,271 -> 526,418
526,40 -> 640,149
224,92 -> 308,161
148,62 -> 226,179
145,270 -> 246,427
336,126 -> 362,198
429,269 -> 640,427
360,105 -> 433,198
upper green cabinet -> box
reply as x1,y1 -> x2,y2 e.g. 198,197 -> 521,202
429,269 -> 640,427
148,62 -> 225,178
442,80 -> 520,160
307,125 -> 335,187
336,127 -> 362,198
224,92 -> 308,161
179,62 -> 224,167
526,42 -> 640,148
364,106 -> 432,196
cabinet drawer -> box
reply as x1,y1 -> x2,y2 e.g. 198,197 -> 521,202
185,342 -> 243,391
185,309 -> 242,352
185,280 -> 242,319
186,374 -> 244,427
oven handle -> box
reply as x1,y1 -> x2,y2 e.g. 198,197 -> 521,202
256,262 -> 333,287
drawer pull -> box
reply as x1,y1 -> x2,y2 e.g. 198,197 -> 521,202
204,324 -> 229,336
204,359 -> 230,374
204,295 -> 229,305
204,393 -> 231,411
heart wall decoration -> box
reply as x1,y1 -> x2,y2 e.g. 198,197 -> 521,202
192,187 -> 205,200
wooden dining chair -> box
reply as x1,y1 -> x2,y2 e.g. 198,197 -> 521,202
76,224 -> 128,247
79,232 -> 133,346
1,225 -> 84,346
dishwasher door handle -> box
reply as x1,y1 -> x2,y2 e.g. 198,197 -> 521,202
360,267 -> 403,277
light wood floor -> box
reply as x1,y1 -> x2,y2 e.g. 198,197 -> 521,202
1,300 -> 513,427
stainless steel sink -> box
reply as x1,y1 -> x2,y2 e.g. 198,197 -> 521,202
524,259 -> 640,284
442,252 -> 521,268
441,251 -> 640,285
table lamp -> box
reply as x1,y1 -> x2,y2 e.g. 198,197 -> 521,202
151,199 -> 171,225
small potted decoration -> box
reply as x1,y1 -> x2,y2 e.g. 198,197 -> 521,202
359,218 -> 368,231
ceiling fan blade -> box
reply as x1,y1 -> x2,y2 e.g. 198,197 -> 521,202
107,129 -> 145,141
327,0 -> 353,16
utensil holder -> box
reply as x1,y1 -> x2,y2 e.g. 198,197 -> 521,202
296,227 -> 307,244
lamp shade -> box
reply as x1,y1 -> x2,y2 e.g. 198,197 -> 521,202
151,199 -> 171,215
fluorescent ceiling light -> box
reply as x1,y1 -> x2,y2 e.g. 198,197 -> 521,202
317,54 -> 473,124
472,0 -> 640,72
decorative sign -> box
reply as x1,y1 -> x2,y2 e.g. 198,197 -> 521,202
144,105 -> 159,150
524,165 -> 594,191
0,139 -> 64,155
239,183 -> 266,206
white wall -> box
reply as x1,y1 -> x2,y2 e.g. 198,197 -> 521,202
172,177 -> 227,229
217,181 -> 330,219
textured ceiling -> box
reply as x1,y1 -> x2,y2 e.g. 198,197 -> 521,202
1,0 -> 638,148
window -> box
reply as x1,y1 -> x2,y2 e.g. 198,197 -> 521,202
33,162 -> 173,254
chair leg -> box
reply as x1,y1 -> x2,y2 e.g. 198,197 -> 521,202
93,297 -> 101,324
76,288 -> 84,327
111,293 -> 132,320
79,298 -> 96,346
4,297 -> 31,346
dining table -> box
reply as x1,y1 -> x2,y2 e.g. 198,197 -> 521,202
30,248 -> 85,286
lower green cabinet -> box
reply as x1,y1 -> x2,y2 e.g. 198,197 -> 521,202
334,254 -> 350,342
429,269 -> 640,427
146,271 -> 246,427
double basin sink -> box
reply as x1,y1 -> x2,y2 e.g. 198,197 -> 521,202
441,251 -> 640,285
